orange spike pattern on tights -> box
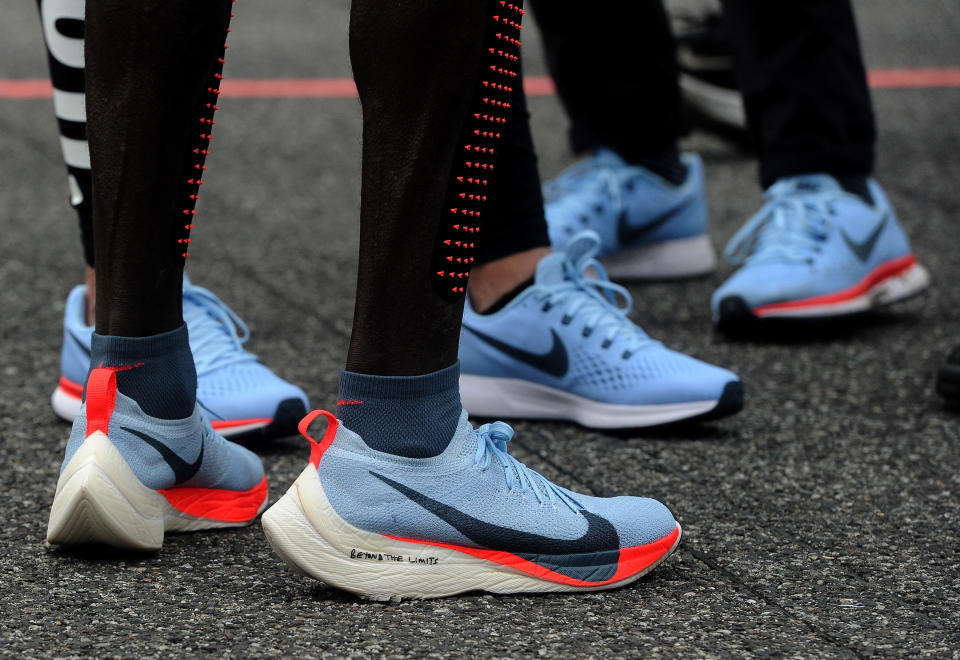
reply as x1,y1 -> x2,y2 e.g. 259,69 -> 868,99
177,0 -> 236,259
432,0 -> 523,299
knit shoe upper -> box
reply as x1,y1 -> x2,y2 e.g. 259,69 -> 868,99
260,409 -> 681,599
52,277 -> 308,438
459,231 -> 741,428
712,175 -> 929,324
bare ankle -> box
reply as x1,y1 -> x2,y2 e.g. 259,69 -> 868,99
468,247 -> 551,312
84,266 -> 96,327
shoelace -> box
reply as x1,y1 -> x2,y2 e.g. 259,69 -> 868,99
474,422 -> 581,512
542,232 -> 656,356
182,285 -> 258,376
724,192 -> 835,267
545,165 -> 624,239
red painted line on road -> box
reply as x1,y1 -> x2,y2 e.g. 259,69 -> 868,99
3,69 -> 960,100
868,67 -> 960,88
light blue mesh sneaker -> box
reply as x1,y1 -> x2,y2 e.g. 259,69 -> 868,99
261,409 -> 681,600
711,175 -> 930,327
47,368 -> 268,550
544,148 -> 716,280
51,277 -> 308,438
458,231 -> 742,428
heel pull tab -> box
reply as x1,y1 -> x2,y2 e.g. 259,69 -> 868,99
298,410 -> 339,468
85,368 -> 118,437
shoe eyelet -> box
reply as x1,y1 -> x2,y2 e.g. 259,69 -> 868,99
579,215 -> 589,225
582,327 -> 593,338
542,302 -> 553,313
601,339 -> 613,349
621,350 -> 632,360
561,314 -> 573,325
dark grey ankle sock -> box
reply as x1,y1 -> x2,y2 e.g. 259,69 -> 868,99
88,324 -> 197,419
629,149 -> 688,186
834,175 -> 873,205
336,363 -> 462,458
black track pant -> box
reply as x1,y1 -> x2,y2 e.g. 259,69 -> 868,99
529,0 -> 876,187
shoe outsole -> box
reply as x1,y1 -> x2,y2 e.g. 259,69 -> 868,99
47,432 -> 268,551
936,364 -> 960,403
688,381 -> 744,423
262,464 -> 682,601
715,261 -> 931,333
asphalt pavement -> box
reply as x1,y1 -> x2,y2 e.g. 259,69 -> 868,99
1,1 -> 959,657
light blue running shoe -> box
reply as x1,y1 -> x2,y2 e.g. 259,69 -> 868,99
47,368 -> 268,550
712,175 -> 930,327
261,409 -> 682,600
51,276 -> 308,438
458,231 -> 742,428
544,148 -> 716,280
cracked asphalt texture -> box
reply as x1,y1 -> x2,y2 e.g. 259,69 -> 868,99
2,1 -> 959,657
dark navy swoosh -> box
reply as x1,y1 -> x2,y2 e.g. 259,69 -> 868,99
617,207 -> 678,246
121,426 -> 204,484
370,471 -> 619,557
840,213 -> 888,262
462,325 -> 568,378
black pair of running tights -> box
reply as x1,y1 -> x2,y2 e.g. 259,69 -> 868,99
41,1 -> 547,275
84,0 -> 541,374
529,0 -> 876,187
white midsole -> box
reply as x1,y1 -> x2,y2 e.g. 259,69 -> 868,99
262,464 -> 681,601
459,375 -> 719,428
756,262 -> 931,318
603,234 -> 717,281
46,432 -> 264,550
51,386 -> 82,424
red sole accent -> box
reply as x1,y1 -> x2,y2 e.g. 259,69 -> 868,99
754,254 -> 916,316
382,524 -> 681,588
7,69 -> 960,100
158,476 -> 268,523
58,376 -> 83,400
211,417 -> 272,431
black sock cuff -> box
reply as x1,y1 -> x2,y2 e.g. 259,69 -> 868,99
476,276 -> 535,315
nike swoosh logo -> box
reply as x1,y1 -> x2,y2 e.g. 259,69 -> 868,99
121,426 -> 204,484
370,472 -> 620,556
462,325 -> 568,378
617,207 -> 678,246
840,213 -> 888,262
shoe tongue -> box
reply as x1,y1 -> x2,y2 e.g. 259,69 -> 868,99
770,174 -> 842,197
592,147 -> 628,169
534,252 -> 569,286
536,230 -> 603,286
